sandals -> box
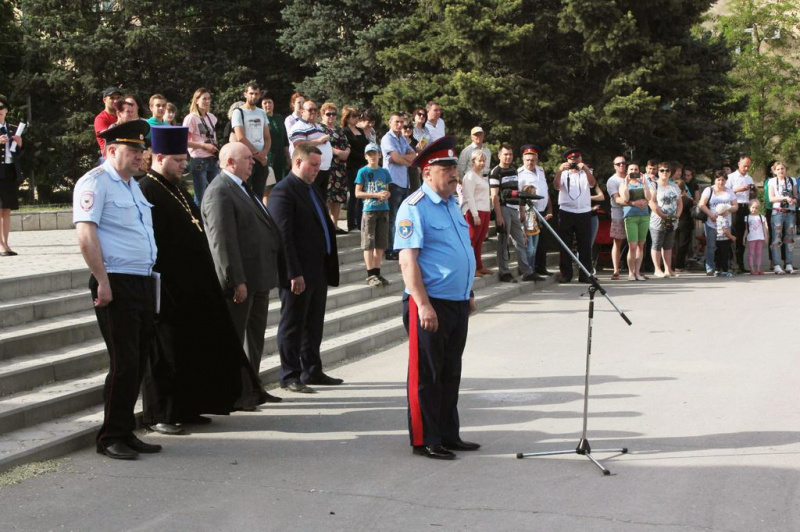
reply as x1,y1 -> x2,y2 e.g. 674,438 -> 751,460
611,273 -> 620,281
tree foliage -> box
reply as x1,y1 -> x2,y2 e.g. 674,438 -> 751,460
713,0 -> 800,174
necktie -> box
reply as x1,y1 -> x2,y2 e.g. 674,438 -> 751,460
242,181 -> 269,218
308,185 -> 331,254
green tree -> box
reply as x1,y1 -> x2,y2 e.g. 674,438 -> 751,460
376,0 -> 740,174
713,0 -> 800,174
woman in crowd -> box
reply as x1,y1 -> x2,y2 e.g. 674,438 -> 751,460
648,162 -> 683,277
262,97 -> 290,189
320,102 -> 350,233
342,106 -> 368,232
183,87 -> 219,205
411,108 -> 431,152
673,166 -> 698,272
767,161 -> 796,274
619,163 -> 651,281
284,92 -> 305,134
357,108 -> 378,144
699,170 -> 737,276
0,96 -> 22,256
460,150 -> 492,277
165,102 -> 178,125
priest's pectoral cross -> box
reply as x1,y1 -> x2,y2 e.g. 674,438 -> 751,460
191,216 -> 203,233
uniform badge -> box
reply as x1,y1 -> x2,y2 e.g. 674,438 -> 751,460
398,219 -> 414,239
80,191 -> 95,211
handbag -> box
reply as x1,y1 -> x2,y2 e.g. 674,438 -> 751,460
692,189 -> 710,222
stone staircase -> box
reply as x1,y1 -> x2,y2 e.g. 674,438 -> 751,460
0,231 -> 553,472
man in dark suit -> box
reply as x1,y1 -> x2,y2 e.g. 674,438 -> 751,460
268,143 -> 343,393
201,142 -> 282,395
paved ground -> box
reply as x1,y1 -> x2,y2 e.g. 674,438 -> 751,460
0,229 -> 85,279
0,272 -> 797,531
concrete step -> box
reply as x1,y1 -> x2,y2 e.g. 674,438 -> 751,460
0,271 -> 551,473
0,268 -> 89,302
0,311 -> 100,362
0,288 -> 90,329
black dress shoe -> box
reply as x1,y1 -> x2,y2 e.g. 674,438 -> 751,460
282,381 -> 316,393
536,270 -> 554,276
442,439 -> 481,451
180,415 -> 212,425
125,436 -> 162,454
97,442 -> 139,460
261,391 -> 283,403
413,444 -> 456,460
521,273 -> 542,282
304,373 -> 344,386
499,273 -> 517,283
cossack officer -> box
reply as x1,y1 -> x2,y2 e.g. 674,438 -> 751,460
394,135 -> 479,460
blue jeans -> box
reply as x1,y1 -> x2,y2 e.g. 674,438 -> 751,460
771,210 -> 795,266
191,156 -> 219,205
388,183 -> 409,252
525,233 -> 540,272
704,224 -> 717,272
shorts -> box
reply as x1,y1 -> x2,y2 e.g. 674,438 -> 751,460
624,215 -> 649,243
610,219 -> 627,240
650,226 -> 676,250
361,210 -> 389,250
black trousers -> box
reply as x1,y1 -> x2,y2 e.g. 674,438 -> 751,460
733,204 -> 748,268
673,220 -> 694,269
557,210 -> 593,282
249,160 -> 268,201
91,274 -> 155,449
403,294 -> 469,447
277,283 -> 327,385
717,240 -> 732,272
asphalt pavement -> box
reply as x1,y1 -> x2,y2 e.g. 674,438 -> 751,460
0,270 -> 798,531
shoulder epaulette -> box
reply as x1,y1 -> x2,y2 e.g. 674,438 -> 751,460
407,189 -> 425,205
84,166 -> 106,179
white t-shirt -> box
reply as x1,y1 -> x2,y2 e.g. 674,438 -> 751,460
727,170 -> 754,205
768,176 -> 797,211
517,165 -> 549,212
745,214 -> 766,241
231,106 -> 267,151
557,170 -> 591,213
648,180 -> 681,229
606,175 -> 625,220
701,187 -> 736,229
425,119 -> 445,141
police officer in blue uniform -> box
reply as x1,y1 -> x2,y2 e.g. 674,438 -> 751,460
73,119 -> 162,460
395,135 -> 480,460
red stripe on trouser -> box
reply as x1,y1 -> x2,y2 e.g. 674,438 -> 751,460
407,296 -> 424,446
97,305 -> 117,448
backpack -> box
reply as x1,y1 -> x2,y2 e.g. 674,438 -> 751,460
220,107 -> 244,147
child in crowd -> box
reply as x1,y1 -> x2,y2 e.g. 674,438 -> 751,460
165,102 -> 178,125
715,203 -> 735,277
355,143 -> 391,287
744,201 -> 767,275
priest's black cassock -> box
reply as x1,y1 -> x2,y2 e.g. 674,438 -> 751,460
139,169 -> 267,424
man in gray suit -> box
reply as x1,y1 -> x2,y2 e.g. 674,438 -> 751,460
202,142 -> 282,397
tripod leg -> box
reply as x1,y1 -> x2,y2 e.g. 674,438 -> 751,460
585,452 -> 611,475
516,449 -> 577,459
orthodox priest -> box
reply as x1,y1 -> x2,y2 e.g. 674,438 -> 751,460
139,125 -> 271,436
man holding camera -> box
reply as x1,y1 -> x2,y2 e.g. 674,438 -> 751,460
727,155 -> 754,273
554,148 -> 596,283
489,144 -> 535,283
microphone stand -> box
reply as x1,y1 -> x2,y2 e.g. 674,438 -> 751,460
515,205 -> 632,475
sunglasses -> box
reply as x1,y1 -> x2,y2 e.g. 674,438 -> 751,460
325,112 -> 337,117
614,162 -> 626,166
416,112 -> 425,116
659,168 -> 670,172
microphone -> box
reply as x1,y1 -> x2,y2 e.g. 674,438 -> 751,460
501,189 -> 543,201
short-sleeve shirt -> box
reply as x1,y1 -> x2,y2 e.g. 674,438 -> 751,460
183,113 -> 218,159
94,110 -> 117,154
557,170 -> 592,214
73,161 -> 157,276
606,175 -> 625,220
517,165 -> 549,212
289,119 -> 332,170
231,106 -> 268,151
727,170 -> 754,205
716,213 -> 732,240
768,177 -> 797,211
746,214 -> 766,241
380,130 -> 413,188
425,119 -> 445,141
648,180 -> 681,229
489,165 -> 519,209
145,117 -> 167,140
701,188 -> 736,229
355,166 -> 391,212
394,183 -> 476,301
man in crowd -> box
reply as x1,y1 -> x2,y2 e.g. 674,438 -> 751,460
232,82 -> 272,200
288,100 -> 332,193
139,128 -> 272,436
380,112 -> 416,260
202,142 -> 283,398
424,101 -> 445,141
554,148 -> 596,283
457,126 -> 491,179
606,155 -> 628,280
268,143 -> 343,393
727,155 -> 754,273
73,119 -> 161,460
489,143 -> 535,283
94,87 -> 121,157
146,94 -> 168,130
395,135 -> 478,460
516,144 -> 550,282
